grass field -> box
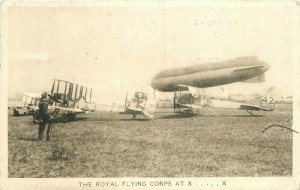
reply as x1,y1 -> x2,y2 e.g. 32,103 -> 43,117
8,105 -> 293,177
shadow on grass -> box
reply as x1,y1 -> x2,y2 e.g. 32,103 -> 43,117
56,116 -> 120,123
81,116 -> 151,122
17,137 -> 39,141
51,117 -> 116,123
157,114 -> 198,119
200,114 -> 263,118
46,155 -> 68,161
10,114 -> 33,117
51,117 -> 89,123
158,114 -> 263,119
118,118 -> 151,121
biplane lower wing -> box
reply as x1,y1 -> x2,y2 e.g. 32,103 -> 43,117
183,104 -> 202,109
49,106 -> 86,113
126,107 -> 154,119
142,110 -> 154,119
175,103 -> 202,109
239,104 -> 273,111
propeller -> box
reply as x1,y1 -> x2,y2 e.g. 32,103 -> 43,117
48,94 -> 62,103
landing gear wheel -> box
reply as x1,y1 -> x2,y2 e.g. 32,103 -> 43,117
67,113 -> 77,121
183,109 -> 193,117
57,113 -> 77,123
187,109 -> 193,116
13,109 -> 19,116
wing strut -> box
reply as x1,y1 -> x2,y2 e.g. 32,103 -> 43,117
124,91 -> 128,108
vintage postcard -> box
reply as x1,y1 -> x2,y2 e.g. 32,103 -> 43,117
0,0 -> 299,189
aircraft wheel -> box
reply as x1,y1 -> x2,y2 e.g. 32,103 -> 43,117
183,109 -> 193,117
65,113 -> 76,122
186,109 -> 193,117
187,109 -> 193,116
13,109 -> 19,116
61,117 -> 69,123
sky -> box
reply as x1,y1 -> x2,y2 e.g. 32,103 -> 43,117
5,2 -> 296,104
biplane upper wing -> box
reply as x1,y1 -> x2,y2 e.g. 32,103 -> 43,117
126,107 -> 154,119
49,105 -> 85,113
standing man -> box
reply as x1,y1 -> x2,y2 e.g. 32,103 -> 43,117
38,92 -> 52,141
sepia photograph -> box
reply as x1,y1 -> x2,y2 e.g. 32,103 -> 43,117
1,1 -> 299,189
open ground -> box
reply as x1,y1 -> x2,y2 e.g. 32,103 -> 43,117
8,105 -> 293,177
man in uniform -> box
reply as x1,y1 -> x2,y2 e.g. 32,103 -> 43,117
38,92 -> 52,141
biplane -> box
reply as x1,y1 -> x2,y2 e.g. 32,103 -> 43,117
113,91 -> 156,119
11,93 -> 40,116
34,79 -> 96,122
174,85 -> 274,117
124,91 -> 156,119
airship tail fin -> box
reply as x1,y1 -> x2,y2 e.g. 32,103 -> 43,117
242,73 -> 265,83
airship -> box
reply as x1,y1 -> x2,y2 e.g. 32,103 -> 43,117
151,56 -> 270,92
